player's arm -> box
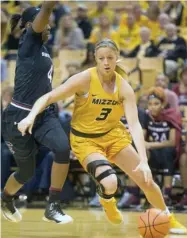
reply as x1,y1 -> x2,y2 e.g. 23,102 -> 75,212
120,79 -> 152,183
17,71 -> 90,135
32,1 -> 56,33
146,129 -> 176,149
120,79 -> 148,162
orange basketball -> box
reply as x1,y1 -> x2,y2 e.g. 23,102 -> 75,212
138,208 -> 170,238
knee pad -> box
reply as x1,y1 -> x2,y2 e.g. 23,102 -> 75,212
14,161 -> 36,184
14,149 -> 37,184
87,160 -> 121,199
53,143 -> 70,164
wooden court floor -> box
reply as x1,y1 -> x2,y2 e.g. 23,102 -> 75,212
1,209 -> 187,238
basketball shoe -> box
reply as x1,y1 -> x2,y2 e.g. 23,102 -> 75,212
99,197 -> 123,225
1,196 -> 22,222
43,201 -> 73,224
169,213 -> 187,234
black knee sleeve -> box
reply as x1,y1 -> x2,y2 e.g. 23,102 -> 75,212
87,160 -> 121,199
14,153 -> 36,184
53,143 -> 70,164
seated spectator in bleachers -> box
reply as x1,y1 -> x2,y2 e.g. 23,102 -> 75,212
123,27 -> 159,58
155,73 -> 179,110
1,59 -> 8,83
175,133 -> 187,210
75,4 -> 92,40
164,0 -> 187,27
144,87 -> 182,205
118,13 -> 140,54
146,4 -> 161,41
4,14 -> 22,60
173,65 -> 187,112
88,1 -> 115,26
120,4 -> 149,29
81,44 -> 96,70
157,23 -> 187,78
53,1 -> 71,28
138,94 -> 148,111
89,14 -> 120,48
54,13 -> 85,55
156,13 -> 171,43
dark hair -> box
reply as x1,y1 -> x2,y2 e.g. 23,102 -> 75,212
10,7 -> 40,34
10,14 -> 21,33
147,87 -> 166,105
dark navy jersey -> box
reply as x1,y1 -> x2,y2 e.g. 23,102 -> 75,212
143,113 -> 174,142
13,27 -> 53,106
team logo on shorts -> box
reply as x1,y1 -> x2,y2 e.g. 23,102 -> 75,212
5,141 -> 15,154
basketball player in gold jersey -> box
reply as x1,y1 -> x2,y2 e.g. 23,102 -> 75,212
17,39 -> 186,234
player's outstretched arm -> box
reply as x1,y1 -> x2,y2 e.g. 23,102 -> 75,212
17,71 -> 90,135
120,79 -> 152,184
32,1 -> 56,33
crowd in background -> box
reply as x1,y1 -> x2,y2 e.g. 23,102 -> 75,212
1,0 -> 187,210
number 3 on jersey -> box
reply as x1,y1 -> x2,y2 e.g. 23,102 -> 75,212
48,65 -> 53,83
96,108 -> 112,121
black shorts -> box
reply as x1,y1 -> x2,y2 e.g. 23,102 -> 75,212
148,147 -> 176,176
2,104 -> 69,160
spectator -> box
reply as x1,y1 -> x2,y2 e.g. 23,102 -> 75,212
164,0 -> 187,27
147,4 -> 160,41
81,44 -> 96,70
53,1 -> 70,28
88,1 -> 115,26
120,4 -> 149,29
118,13 -> 140,54
157,23 -> 187,78
54,13 -> 85,54
5,14 -> 22,60
1,59 -> 8,83
173,65 -> 187,108
138,94 -> 148,111
155,73 -> 179,110
175,133 -> 187,210
124,27 -> 159,58
75,4 -> 92,39
156,13 -> 171,43
2,86 -> 14,111
144,87 -> 182,205
89,14 -> 120,48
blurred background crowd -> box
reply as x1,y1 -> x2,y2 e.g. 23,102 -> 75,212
1,0 -> 187,211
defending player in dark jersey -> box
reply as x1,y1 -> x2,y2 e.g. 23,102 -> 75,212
1,2 -> 73,224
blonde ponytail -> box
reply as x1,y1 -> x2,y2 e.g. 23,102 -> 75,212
115,59 -> 128,79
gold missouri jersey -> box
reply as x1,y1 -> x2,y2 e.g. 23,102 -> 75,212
71,67 -> 124,134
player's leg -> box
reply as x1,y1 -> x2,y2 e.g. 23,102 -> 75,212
82,153 -> 123,224
1,135 -> 37,222
34,114 -> 72,224
113,144 -> 187,234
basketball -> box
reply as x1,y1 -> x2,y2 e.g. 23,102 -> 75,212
138,208 -> 170,238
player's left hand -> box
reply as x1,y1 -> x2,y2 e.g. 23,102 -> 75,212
133,161 -> 153,185
17,116 -> 34,136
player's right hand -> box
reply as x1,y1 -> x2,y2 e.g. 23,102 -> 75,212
17,116 -> 34,136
